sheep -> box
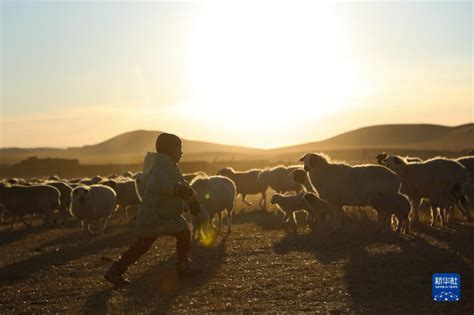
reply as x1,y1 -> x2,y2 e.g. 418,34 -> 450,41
133,171 -> 145,199
376,152 -> 422,165
46,181 -> 73,224
456,156 -> 474,183
100,179 -> 141,221
184,171 -> 208,183
299,153 -> 401,232
270,192 -> 322,231
190,175 -> 236,238
0,184 -> 60,228
258,165 -> 305,194
381,155 -> 471,225
216,167 -> 268,209
291,168 -> 315,192
367,192 -> 411,234
70,184 -> 116,234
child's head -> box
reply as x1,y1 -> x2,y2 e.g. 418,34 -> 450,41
155,133 -> 182,163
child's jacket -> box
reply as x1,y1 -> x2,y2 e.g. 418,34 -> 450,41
135,152 -> 188,237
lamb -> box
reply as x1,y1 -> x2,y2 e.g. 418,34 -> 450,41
0,184 -> 60,228
100,179 -> 141,221
299,153 -> 401,231
70,185 -> 117,234
216,167 -> 268,208
381,155 -> 470,225
190,175 -> 236,238
271,192 -> 323,231
367,192 -> 411,234
258,165 -> 305,194
46,181 -> 73,224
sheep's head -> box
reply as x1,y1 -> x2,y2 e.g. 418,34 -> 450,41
376,152 -> 388,165
298,153 -> 326,171
292,168 -> 307,184
216,167 -> 234,177
382,155 -> 406,170
72,186 -> 90,205
270,194 -> 282,205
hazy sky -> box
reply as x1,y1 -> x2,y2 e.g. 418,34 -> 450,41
1,0 -> 472,149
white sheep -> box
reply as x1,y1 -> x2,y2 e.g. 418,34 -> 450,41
270,192 -> 320,231
0,184 -> 60,228
216,167 -> 268,209
70,184 -> 117,234
382,155 -> 470,225
190,175 -> 236,237
367,192 -> 411,234
299,153 -> 401,232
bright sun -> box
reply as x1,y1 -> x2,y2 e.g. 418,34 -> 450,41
178,1 -> 371,141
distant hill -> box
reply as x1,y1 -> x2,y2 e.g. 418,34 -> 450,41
1,124 -> 472,165
269,123 -> 474,155
0,130 -> 265,165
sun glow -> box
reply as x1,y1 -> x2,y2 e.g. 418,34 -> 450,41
181,1 -> 372,134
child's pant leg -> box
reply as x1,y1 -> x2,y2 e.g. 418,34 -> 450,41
173,229 -> 191,264
115,236 -> 156,273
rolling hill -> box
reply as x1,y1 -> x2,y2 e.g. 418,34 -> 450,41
1,123 -> 472,165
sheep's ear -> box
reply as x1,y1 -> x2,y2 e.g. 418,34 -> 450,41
298,155 -> 306,162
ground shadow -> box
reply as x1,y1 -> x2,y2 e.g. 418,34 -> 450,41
0,227 -> 134,285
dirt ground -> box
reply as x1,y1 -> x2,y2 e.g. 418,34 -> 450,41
0,197 -> 473,314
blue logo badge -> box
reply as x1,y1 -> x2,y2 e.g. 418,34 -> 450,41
432,273 -> 460,302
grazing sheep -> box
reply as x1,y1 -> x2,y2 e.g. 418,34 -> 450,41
271,192 -> 320,230
382,155 -> 470,224
70,185 -> 116,234
0,184 -> 60,228
216,167 -> 268,209
190,175 -> 236,237
299,153 -> 401,231
46,181 -> 73,224
258,165 -> 305,194
101,179 -> 141,221
367,192 -> 411,234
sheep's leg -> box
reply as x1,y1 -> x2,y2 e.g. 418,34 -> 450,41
227,209 -> 232,233
412,198 -> 422,223
124,206 -> 131,222
259,192 -> 267,210
280,211 -> 291,227
430,206 -> 436,227
242,194 -> 252,206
